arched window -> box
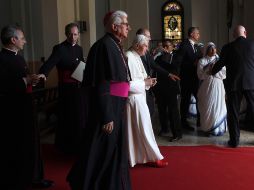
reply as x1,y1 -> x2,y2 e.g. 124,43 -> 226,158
161,0 -> 184,46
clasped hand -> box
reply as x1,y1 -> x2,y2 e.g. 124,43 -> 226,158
26,74 -> 46,86
205,64 -> 214,75
145,77 -> 157,87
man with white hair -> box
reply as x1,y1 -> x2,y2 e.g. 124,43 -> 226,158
67,10 -> 132,190
126,34 -> 168,168
212,25 -> 254,148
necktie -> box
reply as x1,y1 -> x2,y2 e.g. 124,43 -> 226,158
169,53 -> 173,64
193,44 -> 197,53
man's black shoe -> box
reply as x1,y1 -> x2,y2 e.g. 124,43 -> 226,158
32,179 -> 54,188
169,136 -> 182,142
227,140 -> 239,148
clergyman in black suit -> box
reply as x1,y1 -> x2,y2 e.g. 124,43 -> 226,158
136,28 -> 179,117
177,27 -> 203,130
39,23 -> 85,154
0,24 -> 51,190
154,39 -> 182,141
211,25 -> 254,148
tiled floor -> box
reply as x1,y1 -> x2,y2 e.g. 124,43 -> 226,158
39,110 -> 254,147
151,111 -> 254,147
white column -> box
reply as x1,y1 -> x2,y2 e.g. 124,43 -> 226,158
78,0 -> 97,57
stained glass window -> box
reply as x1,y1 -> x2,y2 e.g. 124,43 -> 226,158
161,0 -> 184,47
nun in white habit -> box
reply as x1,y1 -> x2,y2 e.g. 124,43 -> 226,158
126,35 -> 168,168
197,42 -> 227,136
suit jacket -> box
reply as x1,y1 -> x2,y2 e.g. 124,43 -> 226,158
212,36 -> 254,91
176,39 -> 202,85
141,52 -> 169,78
154,51 -> 180,93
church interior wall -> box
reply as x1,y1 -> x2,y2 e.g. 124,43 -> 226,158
1,0 -> 254,87
148,0 -> 191,41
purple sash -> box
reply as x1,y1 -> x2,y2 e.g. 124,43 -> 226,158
110,81 -> 129,97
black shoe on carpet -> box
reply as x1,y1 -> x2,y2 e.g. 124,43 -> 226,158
227,140 -> 239,148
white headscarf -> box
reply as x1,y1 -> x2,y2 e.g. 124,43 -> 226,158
205,42 -> 216,56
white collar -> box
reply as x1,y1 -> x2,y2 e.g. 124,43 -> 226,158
189,39 -> 195,46
3,47 -> 18,55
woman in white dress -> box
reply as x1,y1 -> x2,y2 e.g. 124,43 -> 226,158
126,35 -> 168,168
197,42 -> 227,136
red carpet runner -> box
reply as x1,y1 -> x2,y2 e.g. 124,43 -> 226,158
40,145 -> 254,190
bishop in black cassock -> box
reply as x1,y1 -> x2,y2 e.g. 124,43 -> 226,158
67,11 -> 132,190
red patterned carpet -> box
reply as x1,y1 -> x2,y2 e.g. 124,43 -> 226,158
39,145 -> 254,190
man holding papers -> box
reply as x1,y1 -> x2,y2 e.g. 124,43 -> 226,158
39,22 -> 85,154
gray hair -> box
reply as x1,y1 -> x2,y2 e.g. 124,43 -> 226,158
1,24 -> 22,45
104,10 -> 128,32
132,34 -> 149,47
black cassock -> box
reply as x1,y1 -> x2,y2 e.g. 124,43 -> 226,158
39,40 -> 85,154
0,48 -> 34,190
67,33 -> 132,190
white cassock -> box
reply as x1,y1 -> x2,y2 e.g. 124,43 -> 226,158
126,50 -> 163,167
197,54 -> 227,136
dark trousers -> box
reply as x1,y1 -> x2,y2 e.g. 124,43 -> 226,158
180,80 -> 200,126
155,89 -> 182,137
146,89 -> 155,117
226,90 -> 254,144
56,84 -> 85,154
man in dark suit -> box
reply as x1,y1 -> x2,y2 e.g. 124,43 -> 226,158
136,28 -> 179,117
154,39 -> 182,141
211,25 -> 254,148
177,27 -> 202,130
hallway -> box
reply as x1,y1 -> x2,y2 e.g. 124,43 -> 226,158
39,110 -> 254,147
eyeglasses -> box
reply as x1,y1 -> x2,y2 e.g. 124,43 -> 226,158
120,22 -> 130,27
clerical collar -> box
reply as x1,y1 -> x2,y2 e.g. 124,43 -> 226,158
3,47 -> 18,55
107,33 -> 121,44
65,40 -> 76,46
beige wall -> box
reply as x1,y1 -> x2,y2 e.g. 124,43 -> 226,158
125,0 -> 149,48
191,0 -> 228,50
40,0 -> 59,87
57,0 -> 76,41
244,0 -> 254,39
79,0 -> 96,57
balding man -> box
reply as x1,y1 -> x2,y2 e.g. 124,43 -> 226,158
212,25 -> 254,148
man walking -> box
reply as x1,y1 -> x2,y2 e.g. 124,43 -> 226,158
212,25 -> 254,148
